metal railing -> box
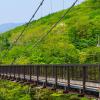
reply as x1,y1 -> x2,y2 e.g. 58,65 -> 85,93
0,64 -> 100,94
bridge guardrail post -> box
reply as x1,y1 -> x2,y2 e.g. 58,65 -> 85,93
0,66 -> 1,77
24,66 -> 25,81
18,66 -> 20,81
10,66 -> 12,79
1,66 -> 2,77
5,66 -> 7,78
46,65 -> 47,86
55,65 -> 57,90
1,66 -> 2,78
14,66 -> 15,80
0,66 -> 1,78
29,65 -> 32,82
99,64 -> 100,99
99,64 -> 100,83
82,65 -> 86,95
3,66 -> 5,78
63,65 -> 69,93
2,66 -> 4,77
1,66 -> 3,78
67,65 -> 70,91
43,65 -> 47,88
12,65 -> 15,81
0,66 -> 2,78
6,66 -> 8,79
36,65 -> 39,85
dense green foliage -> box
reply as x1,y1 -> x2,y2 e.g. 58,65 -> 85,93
0,80 -> 94,100
0,0 -> 100,64
0,80 -> 31,100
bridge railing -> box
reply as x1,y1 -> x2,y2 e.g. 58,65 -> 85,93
0,64 -> 100,93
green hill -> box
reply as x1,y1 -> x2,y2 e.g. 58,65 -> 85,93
0,0 -> 100,64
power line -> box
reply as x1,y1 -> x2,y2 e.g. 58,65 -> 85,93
1,0 -> 45,62
11,0 -> 78,64
32,0 -> 78,48
13,0 -> 45,45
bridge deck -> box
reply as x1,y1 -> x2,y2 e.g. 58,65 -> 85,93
2,74 -> 100,92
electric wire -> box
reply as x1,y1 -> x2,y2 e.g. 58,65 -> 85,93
32,0 -> 78,48
1,0 -> 45,62
11,0 -> 78,64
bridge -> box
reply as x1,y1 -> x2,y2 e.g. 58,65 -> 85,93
0,0 -> 100,99
0,64 -> 100,98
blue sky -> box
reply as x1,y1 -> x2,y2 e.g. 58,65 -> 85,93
0,0 -> 84,25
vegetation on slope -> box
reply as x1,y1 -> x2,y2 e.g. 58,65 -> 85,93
0,0 -> 100,64
0,80 -> 94,100
0,80 -> 31,100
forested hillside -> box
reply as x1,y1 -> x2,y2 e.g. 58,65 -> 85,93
0,0 -> 100,64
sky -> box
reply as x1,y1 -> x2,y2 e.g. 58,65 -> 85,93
0,0 -> 84,25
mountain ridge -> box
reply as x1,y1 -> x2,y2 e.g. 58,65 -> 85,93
0,23 -> 23,33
